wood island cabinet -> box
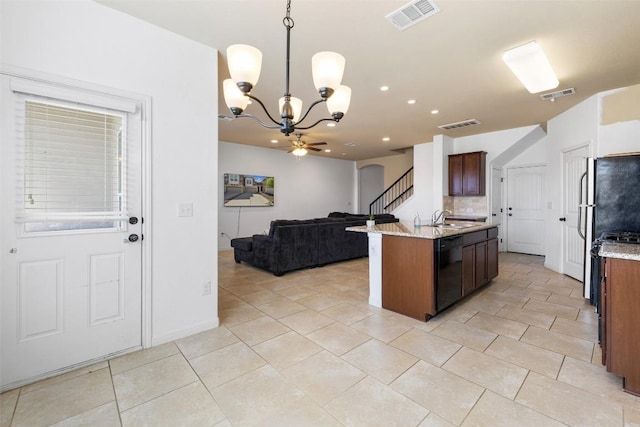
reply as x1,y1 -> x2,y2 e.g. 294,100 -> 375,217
381,235 -> 436,321
461,228 -> 497,296
382,227 -> 499,321
601,257 -> 640,396
449,151 -> 487,196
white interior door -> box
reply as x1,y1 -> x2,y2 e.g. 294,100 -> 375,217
561,145 -> 589,281
506,166 -> 546,255
1,75 -> 143,389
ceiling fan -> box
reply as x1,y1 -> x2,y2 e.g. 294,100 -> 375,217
287,133 -> 327,156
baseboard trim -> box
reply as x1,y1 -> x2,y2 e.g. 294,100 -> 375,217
151,318 -> 220,347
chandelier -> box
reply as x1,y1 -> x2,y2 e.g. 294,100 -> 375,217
222,0 -> 351,136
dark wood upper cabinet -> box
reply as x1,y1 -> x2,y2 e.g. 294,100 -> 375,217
449,154 -> 464,196
448,151 -> 487,196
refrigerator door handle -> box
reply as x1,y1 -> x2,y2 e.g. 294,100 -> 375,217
578,172 -> 587,240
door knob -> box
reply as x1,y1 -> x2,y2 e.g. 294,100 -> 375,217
508,213 -> 513,216
559,217 -> 567,222
124,234 -> 139,243
129,217 -> 139,225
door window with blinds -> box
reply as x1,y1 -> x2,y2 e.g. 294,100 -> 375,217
16,96 -> 128,234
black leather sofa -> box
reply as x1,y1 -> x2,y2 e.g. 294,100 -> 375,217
230,213 -> 398,276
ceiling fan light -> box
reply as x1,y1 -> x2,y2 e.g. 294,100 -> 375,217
227,44 -> 263,89
502,41 -> 558,94
312,52 -> 345,94
223,79 -> 248,113
292,147 -> 307,157
326,85 -> 351,115
279,96 -> 303,123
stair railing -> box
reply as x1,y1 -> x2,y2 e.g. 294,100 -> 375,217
369,167 -> 413,215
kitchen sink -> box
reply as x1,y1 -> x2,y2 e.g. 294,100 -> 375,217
427,223 -> 476,229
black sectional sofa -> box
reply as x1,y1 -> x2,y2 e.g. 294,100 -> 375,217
230,213 -> 398,276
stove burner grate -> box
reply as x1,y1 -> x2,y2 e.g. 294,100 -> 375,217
599,231 -> 640,244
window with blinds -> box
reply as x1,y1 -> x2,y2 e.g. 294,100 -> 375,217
16,98 -> 127,233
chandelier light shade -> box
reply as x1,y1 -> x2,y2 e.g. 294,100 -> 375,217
227,44 -> 262,89
502,41 -> 559,94
222,0 -> 351,136
312,52 -> 346,96
326,85 -> 352,115
223,79 -> 249,112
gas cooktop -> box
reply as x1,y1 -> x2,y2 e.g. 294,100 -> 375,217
599,231 -> 640,244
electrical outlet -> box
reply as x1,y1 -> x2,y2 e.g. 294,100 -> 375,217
202,281 -> 211,296
178,203 -> 193,217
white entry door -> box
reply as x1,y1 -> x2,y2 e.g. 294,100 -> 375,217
561,145 -> 589,281
506,166 -> 546,255
1,75 -> 143,389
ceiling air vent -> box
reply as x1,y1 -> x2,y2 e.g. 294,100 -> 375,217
540,87 -> 576,102
438,119 -> 482,131
386,0 -> 441,31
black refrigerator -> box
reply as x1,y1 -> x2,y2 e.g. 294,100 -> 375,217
582,154 -> 640,304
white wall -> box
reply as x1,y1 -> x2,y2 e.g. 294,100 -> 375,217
597,85 -> 640,156
218,141 -> 356,250
356,149 -> 414,188
545,96 -> 599,271
395,143 -> 434,224
507,137 -> 548,167
1,0 -> 219,345
358,164 -> 384,214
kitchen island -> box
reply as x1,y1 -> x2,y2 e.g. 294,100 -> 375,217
347,221 -> 498,321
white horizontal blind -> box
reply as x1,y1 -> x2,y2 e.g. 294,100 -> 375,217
15,95 -> 128,230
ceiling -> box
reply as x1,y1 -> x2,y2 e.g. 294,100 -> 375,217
97,0 -> 640,161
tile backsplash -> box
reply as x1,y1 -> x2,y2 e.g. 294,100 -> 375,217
443,196 -> 488,215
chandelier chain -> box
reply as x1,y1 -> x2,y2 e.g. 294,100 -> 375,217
283,0 -> 294,29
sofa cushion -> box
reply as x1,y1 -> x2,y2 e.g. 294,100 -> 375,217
373,213 -> 395,220
313,217 -> 346,223
269,219 -> 315,236
344,215 -> 368,222
328,211 -> 349,218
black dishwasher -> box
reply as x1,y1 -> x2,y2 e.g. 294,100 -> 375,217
435,235 -> 463,312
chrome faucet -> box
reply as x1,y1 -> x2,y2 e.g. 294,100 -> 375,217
431,209 -> 452,225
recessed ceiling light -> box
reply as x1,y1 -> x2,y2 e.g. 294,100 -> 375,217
431,109 -> 439,114
324,149 -> 331,153
408,99 -> 416,105
382,137 -> 390,142
380,85 -> 389,91
327,123 -> 336,127
270,139 -> 278,143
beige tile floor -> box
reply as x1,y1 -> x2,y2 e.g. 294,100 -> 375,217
2,251 -> 640,426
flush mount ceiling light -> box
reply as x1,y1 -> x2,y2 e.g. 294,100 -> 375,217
502,41 -> 559,94
223,0 -> 351,136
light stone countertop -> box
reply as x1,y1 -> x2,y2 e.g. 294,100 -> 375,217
599,242 -> 640,261
346,221 -> 496,239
